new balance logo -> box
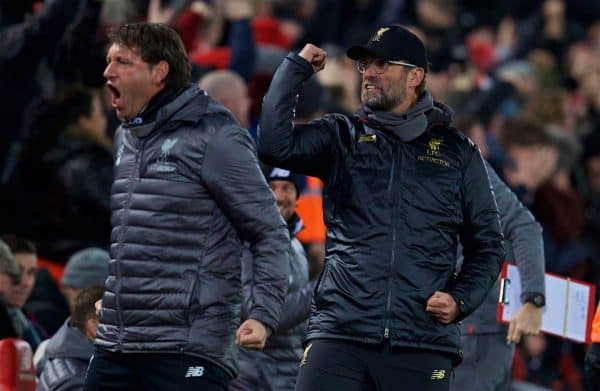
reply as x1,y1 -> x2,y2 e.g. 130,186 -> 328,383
300,343 -> 312,367
431,369 -> 445,380
185,366 -> 205,378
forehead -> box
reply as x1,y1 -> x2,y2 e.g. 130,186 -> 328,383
107,43 -> 141,60
268,180 -> 295,189
14,253 -> 36,269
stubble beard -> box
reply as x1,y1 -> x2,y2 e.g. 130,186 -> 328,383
361,75 -> 407,111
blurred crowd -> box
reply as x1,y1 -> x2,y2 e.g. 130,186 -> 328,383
0,0 -> 599,390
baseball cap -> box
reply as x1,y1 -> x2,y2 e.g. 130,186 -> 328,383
347,24 -> 429,71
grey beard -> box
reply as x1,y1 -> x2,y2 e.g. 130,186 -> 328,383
362,90 -> 405,111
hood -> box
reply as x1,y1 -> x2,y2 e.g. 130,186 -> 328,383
44,318 -> 93,361
427,99 -> 454,129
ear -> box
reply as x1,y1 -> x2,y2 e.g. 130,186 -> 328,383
407,68 -> 425,88
85,317 -> 99,340
152,60 -> 170,87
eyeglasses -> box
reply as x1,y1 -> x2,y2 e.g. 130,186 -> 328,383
356,58 -> 417,74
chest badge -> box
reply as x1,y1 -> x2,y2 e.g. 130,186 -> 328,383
418,137 -> 450,167
358,134 -> 377,143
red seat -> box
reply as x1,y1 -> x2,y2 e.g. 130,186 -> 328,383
0,339 -> 36,391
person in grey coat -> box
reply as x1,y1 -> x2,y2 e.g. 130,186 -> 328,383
453,162 -> 546,391
84,23 -> 289,391
36,286 -> 104,391
230,165 -> 313,391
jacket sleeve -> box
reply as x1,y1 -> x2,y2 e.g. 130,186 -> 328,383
276,283 -> 314,332
486,163 -> 545,300
202,124 -> 290,332
449,144 -> 505,321
257,52 -> 337,179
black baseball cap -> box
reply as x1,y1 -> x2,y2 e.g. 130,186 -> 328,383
347,24 -> 429,71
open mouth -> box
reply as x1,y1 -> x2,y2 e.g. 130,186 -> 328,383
107,84 -> 121,107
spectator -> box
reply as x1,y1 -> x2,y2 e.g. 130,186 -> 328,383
61,248 -> 109,312
4,87 -> 112,263
230,165 -> 313,391
0,239 -> 20,340
198,70 -> 251,127
1,235 -> 47,350
36,286 -> 105,391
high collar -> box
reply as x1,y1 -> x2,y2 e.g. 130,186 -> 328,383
286,212 -> 303,238
356,92 -> 434,142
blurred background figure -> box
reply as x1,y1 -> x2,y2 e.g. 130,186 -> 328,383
36,286 -> 105,391
0,239 -> 21,340
0,235 -> 47,351
230,165 -> 313,391
3,87 -> 112,264
60,248 -> 109,312
198,70 -> 252,127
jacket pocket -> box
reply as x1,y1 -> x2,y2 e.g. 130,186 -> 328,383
313,261 -> 331,310
185,272 -> 199,327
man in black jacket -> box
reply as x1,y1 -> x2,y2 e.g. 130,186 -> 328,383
258,24 -> 504,391
84,23 -> 289,391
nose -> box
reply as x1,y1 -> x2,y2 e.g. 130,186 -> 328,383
362,64 -> 378,79
103,62 -> 114,80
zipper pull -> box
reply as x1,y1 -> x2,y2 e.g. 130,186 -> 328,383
384,328 -> 390,338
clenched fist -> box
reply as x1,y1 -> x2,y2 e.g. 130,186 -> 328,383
298,44 -> 327,73
426,291 -> 460,324
236,318 -> 269,350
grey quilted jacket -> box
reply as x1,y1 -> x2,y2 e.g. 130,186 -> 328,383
94,85 -> 290,377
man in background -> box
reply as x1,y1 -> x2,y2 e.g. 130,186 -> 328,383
37,286 -> 105,391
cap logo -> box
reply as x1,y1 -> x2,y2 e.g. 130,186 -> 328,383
270,167 -> 291,178
372,27 -> 390,42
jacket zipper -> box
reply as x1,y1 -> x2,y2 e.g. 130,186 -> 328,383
116,137 -> 145,347
384,145 -> 399,339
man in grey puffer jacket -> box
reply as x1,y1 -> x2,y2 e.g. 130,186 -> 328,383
84,23 -> 289,391
230,165 -> 313,391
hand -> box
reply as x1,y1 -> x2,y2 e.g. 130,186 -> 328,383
298,44 -> 327,73
224,0 -> 253,20
148,0 -> 176,24
507,302 -> 542,343
95,299 -> 103,316
236,319 -> 268,350
426,291 -> 460,324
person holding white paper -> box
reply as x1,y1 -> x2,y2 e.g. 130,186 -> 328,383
453,143 -> 546,390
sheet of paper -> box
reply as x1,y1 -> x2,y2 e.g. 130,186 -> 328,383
499,264 -> 593,343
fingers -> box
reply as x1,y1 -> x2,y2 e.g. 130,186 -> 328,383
236,319 -> 267,350
95,299 -> 103,316
238,330 -> 265,349
507,319 -> 519,343
426,291 -> 458,324
298,44 -> 327,73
